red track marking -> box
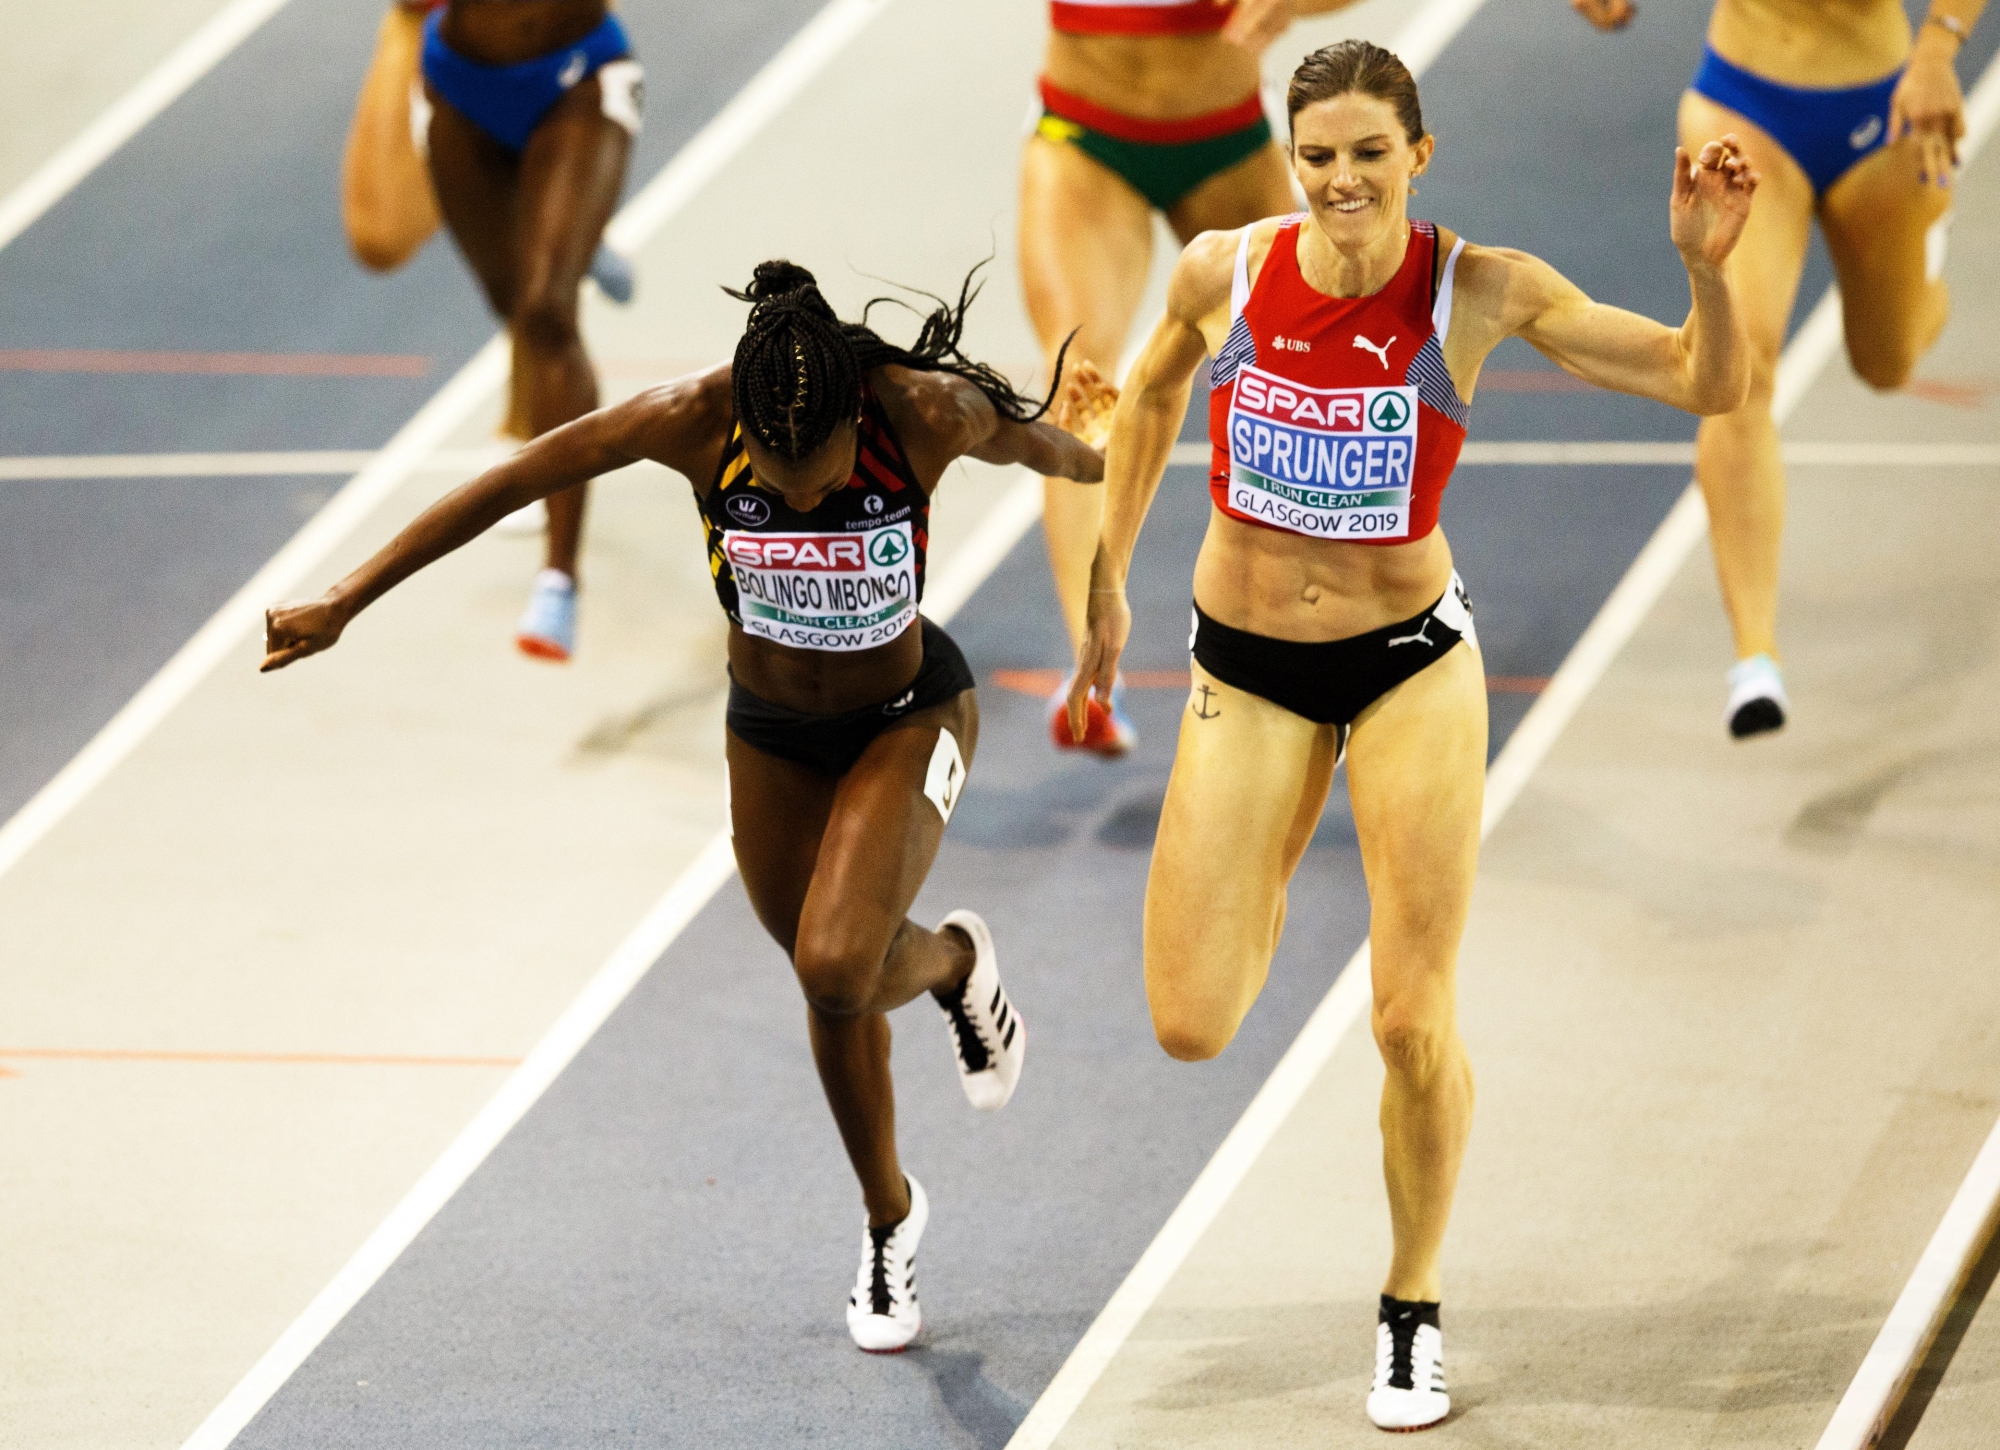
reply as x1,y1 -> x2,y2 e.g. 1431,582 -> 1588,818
992,669 -> 1549,696
1906,377 -> 2000,408
0,1046 -> 520,1068
0,349 -> 432,377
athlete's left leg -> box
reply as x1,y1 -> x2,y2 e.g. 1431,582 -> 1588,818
1342,641 -> 1486,1304
1163,136 -> 1295,244
510,78 -> 630,582
1819,135 -> 1953,392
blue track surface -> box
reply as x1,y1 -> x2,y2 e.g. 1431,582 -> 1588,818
6,1 -> 1993,1446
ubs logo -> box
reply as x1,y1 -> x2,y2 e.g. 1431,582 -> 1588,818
864,494 -> 884,515
725,492 -> 772,527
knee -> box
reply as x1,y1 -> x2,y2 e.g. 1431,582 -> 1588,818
512,284 -> 580,355
792,933 -> 881,1017
1151,1005 -> 1238,1063
1849,336 -> 1919,393
1372,995 -> 1453,1086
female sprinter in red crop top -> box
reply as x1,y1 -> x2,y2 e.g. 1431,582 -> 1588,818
1023,0 -> 1361,756
264,261 -> 1113,1357
1068,41 -> 1757,1432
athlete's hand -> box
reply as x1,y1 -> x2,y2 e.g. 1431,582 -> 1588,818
1056,359 -> 1118,451
1068,573 -> 1132,744
1220,0 -> 1298,53
261,595 -> 351,672
1571,0 -> 1636,31
1669,137 -> 1758,271
1890,37 -> 1967,187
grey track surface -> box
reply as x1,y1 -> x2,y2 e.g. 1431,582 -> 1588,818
0,0 -> 822,828
7,0 -> 1993,1446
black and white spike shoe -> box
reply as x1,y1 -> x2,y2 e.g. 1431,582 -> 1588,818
1367,1295 -> 1449,1431
934,910 -> 1024,1111
846,1174 -> 927,1353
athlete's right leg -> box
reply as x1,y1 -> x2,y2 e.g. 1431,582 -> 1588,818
1819,133 -> 1953,391
1678,93 -> 1816,672
1142,660 -> 1341,1060
726,694 -> 981,1229
1018,136 -> 1155,654
342,3 -> 441,272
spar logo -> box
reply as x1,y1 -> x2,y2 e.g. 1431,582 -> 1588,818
867,530 -> 909,567
724,534 -> 869,571
1234,368 -> 1366,432
1368,392 -> 1410,432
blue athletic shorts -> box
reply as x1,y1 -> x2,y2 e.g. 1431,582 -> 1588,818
421,12 -> 640,154
1689,44 -> 1901,195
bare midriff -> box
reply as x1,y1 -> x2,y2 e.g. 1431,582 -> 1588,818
1707,0 -> 1912,88
1043,30 -> 1261,119
441,0 -> 608,66
1192,511 -> 1455,643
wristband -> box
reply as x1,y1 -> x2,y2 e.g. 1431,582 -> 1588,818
1927,13 -> 1970,44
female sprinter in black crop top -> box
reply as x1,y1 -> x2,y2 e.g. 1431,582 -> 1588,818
262,261 -> 1112,1355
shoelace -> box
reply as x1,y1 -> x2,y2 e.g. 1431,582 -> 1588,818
941,986 -> 992,1073
864,1223 -> 898,1317
1375,1320 -> 1444,1392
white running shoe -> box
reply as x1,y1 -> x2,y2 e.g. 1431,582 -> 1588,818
934,910 -> 1024,1112
846,1174 -> 927,1353
1367,1297 -> 1449,1432
1725,653 -> 1788,739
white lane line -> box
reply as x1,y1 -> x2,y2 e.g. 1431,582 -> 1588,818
1007,24 -> 1982,1445
0,0 -> 293,255
1815,1115 -> 2000,1450
0,0 -> 892,902
1164,440 -> 2000,468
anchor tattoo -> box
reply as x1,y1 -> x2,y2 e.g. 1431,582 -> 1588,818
1192,684 -> 1221,720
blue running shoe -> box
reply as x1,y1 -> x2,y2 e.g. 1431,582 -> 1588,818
588,245 -> 635,305
515,568 -> 577,662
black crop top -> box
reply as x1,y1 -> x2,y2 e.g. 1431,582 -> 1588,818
698,384 -> 930,653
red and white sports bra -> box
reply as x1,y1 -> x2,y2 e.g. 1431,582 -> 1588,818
1207,217 -> 1468,545
1049,0 -> 1232,36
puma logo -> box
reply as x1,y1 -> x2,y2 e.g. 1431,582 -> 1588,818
1387,616 -> 1434,648
1352,334 -> 1395,370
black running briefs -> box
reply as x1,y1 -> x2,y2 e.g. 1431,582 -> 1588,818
1190,573 -> 1476,727
725,617 -> 974,777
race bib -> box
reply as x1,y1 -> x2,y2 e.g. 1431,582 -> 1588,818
723,523 -> 918,652
1226,365 -> 1417,540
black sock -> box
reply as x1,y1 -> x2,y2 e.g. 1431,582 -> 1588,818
1379,1293 -> 1441,1329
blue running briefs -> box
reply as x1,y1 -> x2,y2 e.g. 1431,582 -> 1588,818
1689,45 -> 1901,195
421,11 -> 635,153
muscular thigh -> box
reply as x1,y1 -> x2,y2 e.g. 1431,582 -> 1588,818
799,693 -> 980,964
515,78 -> 631,299
424,90 -> 520,314
1165,139 -> 1295,245
1819,137 -> 1950,361
1145,661 -> 1341,1016
1343,643 -> 1486,1000
1018,136 -> 1155,367
1680,92 -> 1817,367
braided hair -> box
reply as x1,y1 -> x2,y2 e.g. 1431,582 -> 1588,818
727,260 -> 1068,463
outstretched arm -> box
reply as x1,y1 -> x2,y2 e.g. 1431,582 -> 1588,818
1065,232 -> 1227,739
1488,138 -> 1757,415
961,361 -> 1116,480
260,384 -> 691,671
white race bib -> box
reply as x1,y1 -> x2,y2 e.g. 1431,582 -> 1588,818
724,523 -> 918,652
1226,364 -> 1417,540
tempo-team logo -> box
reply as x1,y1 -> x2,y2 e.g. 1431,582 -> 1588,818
864,494 -> 884,515
725,492 -> 772,526
1234,369 -> 1369,431
725,534 -> 868,570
